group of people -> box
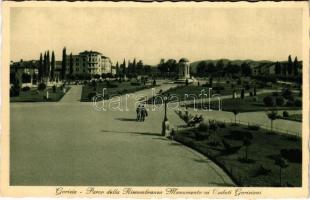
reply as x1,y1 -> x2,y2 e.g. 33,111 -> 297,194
136,104 -> 148,122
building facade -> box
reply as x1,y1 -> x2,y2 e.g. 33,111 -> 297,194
65,51 -> 113,77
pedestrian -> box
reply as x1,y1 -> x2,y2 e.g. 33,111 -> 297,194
136,104 -> 141,121
141,105 -> 148,122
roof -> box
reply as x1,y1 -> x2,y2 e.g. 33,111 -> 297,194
79,50 -> 102,55
179,58 -> 189,63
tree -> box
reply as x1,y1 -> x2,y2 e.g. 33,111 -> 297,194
275,61 -> 281,75
115,62 -> 119,75
61,47 -> 67,80
38,53 -> 43,82
121,59 -> 126,76
46,50 -> 50,80
267,111 -> 278,133
241,62 -> 252,76
136,60 -> 143,75
242,132 -> 253,161
69,53 -> 74,76
232,110 -> 239,125
287,55 -> 293,75
293,56 -> 298,76
43,52 -> 47,81
241,88 -> 245,99
197,61 -> 207,76
275,156 -> 288,186
51,51 -> 55,81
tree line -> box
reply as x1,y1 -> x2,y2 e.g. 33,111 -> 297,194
115,58 -> 152,78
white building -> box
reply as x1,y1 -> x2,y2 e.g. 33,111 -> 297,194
65,50 -> 113,76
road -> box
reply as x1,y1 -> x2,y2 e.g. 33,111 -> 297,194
10,83 -> 234,186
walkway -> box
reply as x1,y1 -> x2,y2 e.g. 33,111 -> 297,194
60,85 -> 83,103
10,83 -> 234,186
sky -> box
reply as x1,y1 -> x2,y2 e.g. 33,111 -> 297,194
10,6 -> 303,65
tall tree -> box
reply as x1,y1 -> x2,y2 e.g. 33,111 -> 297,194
69,53 -> 74,76
46,50 -> 50,80
132,58 -> 136,75
275,61 -> 281,75
121,59 -> 126,76
61,47 -> 67,80
287,55 -> 293,75
115,62 -> 119,75
43,52 -> 47,80
38,53 -> 43,82
51,51 -> 55,81
136,60 -> 143,75
293,56 -> 298,76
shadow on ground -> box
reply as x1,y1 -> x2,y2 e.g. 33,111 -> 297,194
101,129 -> 160,136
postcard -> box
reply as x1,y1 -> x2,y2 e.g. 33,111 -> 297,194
1,1 -> 309,198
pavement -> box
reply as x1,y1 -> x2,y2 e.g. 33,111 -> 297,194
10,83 -> 235,186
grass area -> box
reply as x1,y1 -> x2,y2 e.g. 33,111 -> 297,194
80,80 -> 157,102
174,121 -> 301,187
187,92 -> 301,113
147,83 -> 244,104
279,114 -> 302,122
10,86 -> 70,102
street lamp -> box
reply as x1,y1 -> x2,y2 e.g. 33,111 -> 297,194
162,93 -> 170,136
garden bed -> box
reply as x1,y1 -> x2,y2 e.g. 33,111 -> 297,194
174,120 -> 301,187
10,86 -> 70,102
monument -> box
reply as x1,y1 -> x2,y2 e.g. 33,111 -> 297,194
175,58 -> 193,83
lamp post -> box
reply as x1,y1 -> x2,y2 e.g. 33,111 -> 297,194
162,94 -> 170,136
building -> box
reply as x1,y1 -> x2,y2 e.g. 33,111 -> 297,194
65,50 -> 113,77
252,63 -> 276,76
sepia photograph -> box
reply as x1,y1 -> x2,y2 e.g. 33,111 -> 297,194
1,1 -> 309,198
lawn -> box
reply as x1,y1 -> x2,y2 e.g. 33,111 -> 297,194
10,86 -> 70,102
174,121 -> 302,187
279,114 -> 302,122
187,92 -> 301,113
147,83 -> 245,104
80,80 -> 157,102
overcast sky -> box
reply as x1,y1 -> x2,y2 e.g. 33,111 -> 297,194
10,6 -> 303,65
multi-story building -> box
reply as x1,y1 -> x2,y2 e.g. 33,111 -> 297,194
65,50 -> 113,76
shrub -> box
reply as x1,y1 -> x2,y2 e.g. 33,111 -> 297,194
280,148 -> 302,163
38,83 -> 46,91
283,111 -> 289,118
272,92 -> 279,96
275,96 -> 285,106
248,125 -> 260,131
131,82 -> 141,86
108,84 -> 118,88
198,122 -> 208,132
22,86 -> 30,91
10,86 -> 20,97
294,99 -> 302,107
263,96 -> 275,107
282,88 -> 292,99
228,130 -> 251,140
213,86 -> 225,91
286,100 -> 294,107
252,97 -> 258,102
217,122 -> 226,128
88,92 -> 97,100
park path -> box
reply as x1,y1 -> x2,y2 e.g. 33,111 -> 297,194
10,82 -> 235,186
60,85 -> 83,103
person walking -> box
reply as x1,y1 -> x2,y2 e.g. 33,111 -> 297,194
136,104 -> 141,121
140,104 -> 148,122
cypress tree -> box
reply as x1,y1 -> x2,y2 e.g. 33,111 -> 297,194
69,53 -> 74,76
61,47 -> 67,80
46,50 -> 50,80
293,56 -> 298,76
43,52 -> 47,80
287,55 -> 293,75
38,53 -> 43,82
51,51 -> 55,81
